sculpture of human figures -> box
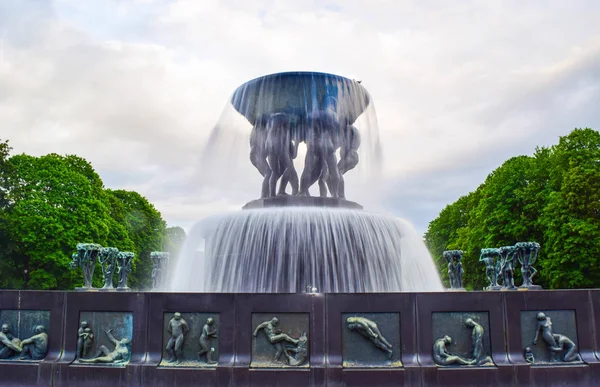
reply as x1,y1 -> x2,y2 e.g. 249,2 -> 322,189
198,317 -> 218,364
498,246 -> 517,290
19,325 -> 48,360
516,242 -> 540,288
265,113 -> 299,197
0,324 -> 22,359
299,106 -> 341,198
551,334 -> 582,362
284,332 -> 308,366
432,335 -> 475,366
99,247 -> 118,290
346,317 -> 393,359
480,248 -> 501,290
249,115 -> 272,198
443,251 -> 456,288
165,312 -> 189,364
524,347 -> 535,364
78,329 -> 130,364
443,250 -> 464,289
532,312 -> 580,362
151,252 -> 170,291
253,317 -> 299,363
116,252 -> 134,290
533,312 -> 558,353
70,243 -> 102,289
76,321 -> 94,360
336,124 -> 360,199
465,318 -> 493,365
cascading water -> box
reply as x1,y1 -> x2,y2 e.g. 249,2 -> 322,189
172,208 -> 441,292
170,71 -> 443,293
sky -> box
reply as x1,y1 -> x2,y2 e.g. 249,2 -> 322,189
1,0 -> 599,235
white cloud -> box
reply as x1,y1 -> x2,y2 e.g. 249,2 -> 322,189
1,0 -> 599,233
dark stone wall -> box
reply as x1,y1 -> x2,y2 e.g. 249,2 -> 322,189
0,290 -> 599,386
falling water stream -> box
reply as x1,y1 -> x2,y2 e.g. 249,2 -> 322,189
171,207 -> 443,292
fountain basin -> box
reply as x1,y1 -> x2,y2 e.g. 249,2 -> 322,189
172,207 -> 443,293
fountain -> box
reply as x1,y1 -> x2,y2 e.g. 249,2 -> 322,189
170,71 -> 443,293
2,72 -> 597,387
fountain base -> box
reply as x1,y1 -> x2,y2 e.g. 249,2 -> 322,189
243,196 -> 363,210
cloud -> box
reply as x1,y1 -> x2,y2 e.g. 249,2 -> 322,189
1,0 -> 600,233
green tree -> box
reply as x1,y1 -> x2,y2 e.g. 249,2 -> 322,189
465,155 -> 549,289
425,128 -> 600,290
4,153 -> 113,289
540,129 -> 600,288
0,139 -> 21,288
107,189 -> 166,289
165,226 -> 186,258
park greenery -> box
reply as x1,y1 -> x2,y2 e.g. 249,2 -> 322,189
0,139 -> 185,290
425,128 -> 600,290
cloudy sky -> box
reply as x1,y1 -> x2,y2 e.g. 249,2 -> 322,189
1,0 -> 599,234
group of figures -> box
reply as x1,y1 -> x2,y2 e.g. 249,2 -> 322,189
433,318 -> 493,367
444,242 -> 541,291
253,317 -> 308,366
75,321 -> 131,364
163,313 -> 218,365
151,252 -> 170,291
0,323 -> 48,361
70,243 -> 134,290
480,242 -> 541,290
525,312 -> 582,364
249,101 -> 361,199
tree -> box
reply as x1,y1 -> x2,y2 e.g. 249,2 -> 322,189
425,128 -> 600,290
540,129 -> 600,288
4,154 -> 113,289
166,226 -> 187,257
106,189 -> 167,290
0,139 -> 21,288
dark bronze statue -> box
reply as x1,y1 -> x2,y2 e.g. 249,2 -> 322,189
249,116 -> 272,198
443,250 -> 464,289
19,325 -> 48,360
116,252 -> 134,290
480,248 -> 502,290
78,329 -> 130,364
99,247 -> 119,290
0,323 -> 22,359
198,317 -> 218,364
524,347 -> 535,364
515,242 -> 541,289
432,335 -> 474,366
498,246 -> 517,290
336,124 -> 361,199
76,321 -> 94,360
551,334 -> 582,362
70,243 -> 102,289
283,332 -> 308,366
532,312 -> 581,362
265,113 -> 299,197
299,108 -> 341,198
465,318 -> 493,365
253,317 -> 300,363
346,316 -> 393,359
166,312 -> 189,364
238,73 -> 368,201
